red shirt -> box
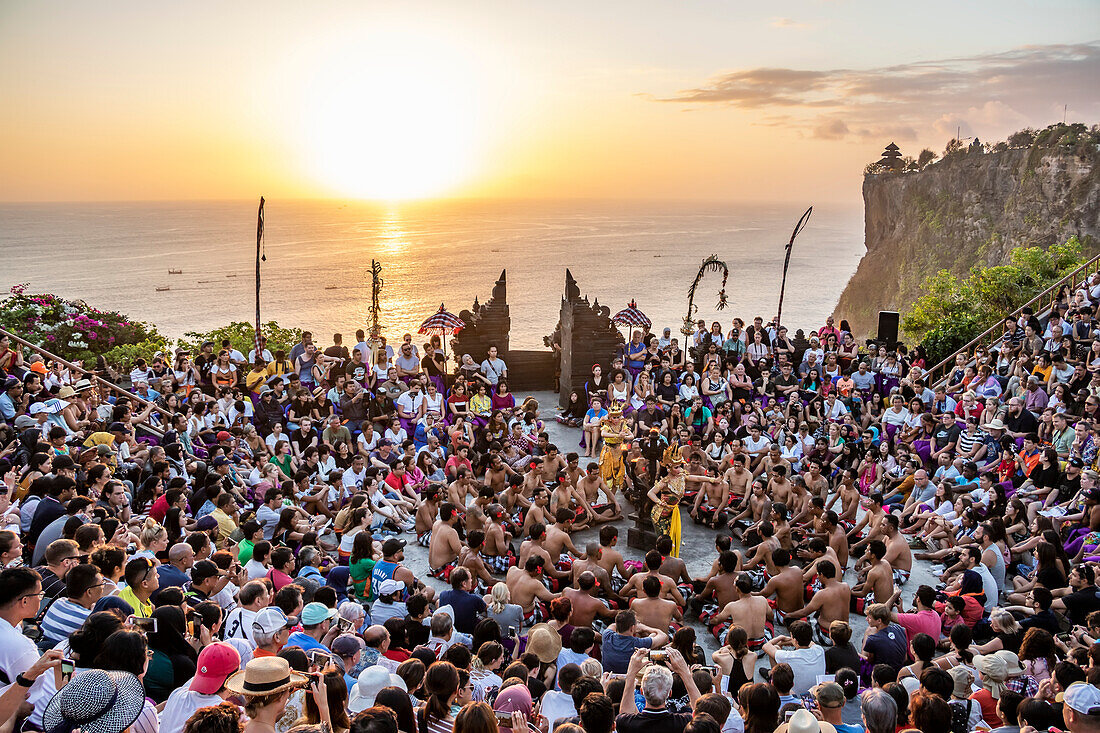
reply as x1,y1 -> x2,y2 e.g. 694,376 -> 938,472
970,688 -> 1002,727
149,494 -> 169,523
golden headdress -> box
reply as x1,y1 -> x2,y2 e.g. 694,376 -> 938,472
607,400 -> 625,417
662,441 -> 687,467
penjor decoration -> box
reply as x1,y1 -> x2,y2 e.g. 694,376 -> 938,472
681,254 -> 730,339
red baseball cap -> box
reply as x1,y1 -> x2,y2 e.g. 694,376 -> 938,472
191,642 -> 241,694
216,430 -> 231,442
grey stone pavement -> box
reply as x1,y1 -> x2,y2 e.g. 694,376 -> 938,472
400,391 -> 939,673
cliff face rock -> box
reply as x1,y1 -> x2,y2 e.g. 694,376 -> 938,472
835,144 -> 1100,337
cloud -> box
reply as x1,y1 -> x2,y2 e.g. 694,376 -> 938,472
770,17 -> 809,29
652,42 -> 1100,141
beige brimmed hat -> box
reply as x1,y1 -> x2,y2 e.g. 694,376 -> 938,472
981,418 -> 1006,431
775,709 -> 837,733
225,656 -> 307,697
526,623 -> 562,663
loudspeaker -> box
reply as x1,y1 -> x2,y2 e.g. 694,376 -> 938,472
878,311 -> 900,350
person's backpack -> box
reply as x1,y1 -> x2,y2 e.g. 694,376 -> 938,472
949,698 -> 973,733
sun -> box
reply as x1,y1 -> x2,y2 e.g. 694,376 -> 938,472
300,32 -> 483,200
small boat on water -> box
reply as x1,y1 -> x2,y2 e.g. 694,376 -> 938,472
168,269 -> 183,274
225,274 -> 237,278
198,280 -> 213,284
155,286 -> 170,292
324,285 -> 339,290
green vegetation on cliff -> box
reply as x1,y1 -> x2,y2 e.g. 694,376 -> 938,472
901,237 -> 1087,364
835,122 -> 1100,338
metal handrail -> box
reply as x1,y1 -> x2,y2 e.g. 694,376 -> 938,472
0,326 -> 171,434
925,252 -> 1100,388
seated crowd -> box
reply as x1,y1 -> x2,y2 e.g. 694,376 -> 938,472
0,290 -> 1098,733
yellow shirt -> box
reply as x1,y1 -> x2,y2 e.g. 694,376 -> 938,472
211,508 -> 237,541
117,586 -> 153,618
245,369 -> 267,391
83,432 -> 115,449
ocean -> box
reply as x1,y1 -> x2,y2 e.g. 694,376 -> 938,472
0,199 -> 865,350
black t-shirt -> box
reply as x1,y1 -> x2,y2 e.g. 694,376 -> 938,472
1062,585 -> 1100,625
933,424 -> 961,450
1036,565 -> 1068,591
404,615 -> 430,648
995,630 -> 1024,654
616,709 -> 692,733
1030,465 -> 1061,490
290,428 -> 314,454
773,373 -> 799,395
1004,410 -> 1039,435
636,407 -> 665,429
422,355 -> 444,378
655,382 -> 678,404
825,643 -> 862,674
1058,473 -> 1081,499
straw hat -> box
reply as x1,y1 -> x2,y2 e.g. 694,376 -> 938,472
42,670 -> 146,733
775,709 -> 837,733
225,656 -> 308,697
526,623 -> 562,663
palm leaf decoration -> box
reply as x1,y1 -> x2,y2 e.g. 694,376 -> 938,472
682,254 -> 730,335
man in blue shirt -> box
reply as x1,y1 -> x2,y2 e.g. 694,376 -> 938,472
286,601 -> 340,653
599,610 -> 669,674
438,567 -> 487,634
156,543 -> 195,590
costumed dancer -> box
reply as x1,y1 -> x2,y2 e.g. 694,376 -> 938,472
648,445 -> 722,558
599,400 -> 633,498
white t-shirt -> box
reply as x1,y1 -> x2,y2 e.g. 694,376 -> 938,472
223,606 -> 258,644
343,466 -> 367,491
774,644 -> 826,695
246,559 -> 269,581
540,689 -> 576,730
395,391 -> 424,417
160,685 -> 225,733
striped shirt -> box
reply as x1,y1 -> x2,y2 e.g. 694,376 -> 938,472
41,597 -> 91,644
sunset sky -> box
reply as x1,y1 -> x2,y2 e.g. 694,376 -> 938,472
1,1 -> 1097,204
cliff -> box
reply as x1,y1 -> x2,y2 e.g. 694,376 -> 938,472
835,138 -> 1100,337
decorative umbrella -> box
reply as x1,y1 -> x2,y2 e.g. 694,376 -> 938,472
613,300 -> 652,330
418,303 -> 465,360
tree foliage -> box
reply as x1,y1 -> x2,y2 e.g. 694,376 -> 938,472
178,321 -> 302,358
902,237 -> 1088,364
916,149 -> 937,169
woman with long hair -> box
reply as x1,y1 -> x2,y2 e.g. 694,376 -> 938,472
1017,628 -> 1056,681
377,686 -> 419,733
144,605 -> 198,703
712,626 -> 754,697
302,669 -> 351,733
420,661 -> 460,733
737,682 -> 779,733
